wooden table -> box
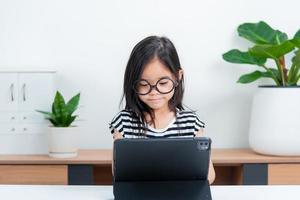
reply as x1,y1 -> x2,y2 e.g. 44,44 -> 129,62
0,150 -> 111,185
212,149 -> 300,185
1,149 -> 300,185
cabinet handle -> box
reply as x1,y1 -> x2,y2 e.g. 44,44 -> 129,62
10,83 -> 14,101
22,83 -> 26,101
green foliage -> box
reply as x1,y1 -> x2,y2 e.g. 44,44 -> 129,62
36,91 -> 80,127
223,21 -> 300,86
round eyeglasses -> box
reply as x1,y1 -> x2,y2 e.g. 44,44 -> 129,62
133,77 -> 178,95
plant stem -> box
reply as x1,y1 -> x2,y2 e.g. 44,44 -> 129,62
288,63 -> 296,83
261,64 -> 281,86
296,74 -> 300,83
279,56 -> 288,81
293,67 -> 300,84
275,58 -> 286,86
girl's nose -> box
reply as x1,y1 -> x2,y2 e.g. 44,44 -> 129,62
148,87 -> 160,95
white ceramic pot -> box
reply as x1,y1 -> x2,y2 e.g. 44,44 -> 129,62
249,86 -> 300,156
48,126 -> 78,158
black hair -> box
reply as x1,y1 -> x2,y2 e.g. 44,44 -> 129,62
121,36 -> 184,133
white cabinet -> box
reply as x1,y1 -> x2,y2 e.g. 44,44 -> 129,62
0,72 -> 56,154
0,73 -> 18,111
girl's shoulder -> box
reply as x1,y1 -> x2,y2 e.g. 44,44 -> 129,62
177,109 -> 205,127
109,109 -> 139,135
177,109 -> 198,118
111,109 -> 135,121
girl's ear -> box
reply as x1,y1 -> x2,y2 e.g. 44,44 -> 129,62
178,69 -> 184,81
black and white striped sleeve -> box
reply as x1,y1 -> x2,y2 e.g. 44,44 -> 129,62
194,114 -> 205,133
109,112 -> 124,136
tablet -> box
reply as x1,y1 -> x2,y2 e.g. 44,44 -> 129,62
113,137 -> 212,200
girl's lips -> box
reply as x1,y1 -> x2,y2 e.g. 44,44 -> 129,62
148,98 -> 162,101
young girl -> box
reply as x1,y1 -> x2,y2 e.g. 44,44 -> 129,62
109,36 -> 215,184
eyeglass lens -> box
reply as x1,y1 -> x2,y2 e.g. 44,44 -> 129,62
134,77 -> 176,95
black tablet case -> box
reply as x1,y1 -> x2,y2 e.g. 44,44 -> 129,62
113,137 -> 212,200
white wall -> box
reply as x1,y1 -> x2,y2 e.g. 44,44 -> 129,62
0,0 -> 299,149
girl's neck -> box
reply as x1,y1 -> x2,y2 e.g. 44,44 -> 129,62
153,106 -> 172,118
145,107 -> 176,129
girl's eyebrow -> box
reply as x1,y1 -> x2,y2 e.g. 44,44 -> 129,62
159,76 -> 171,79
140,76 -> 171,81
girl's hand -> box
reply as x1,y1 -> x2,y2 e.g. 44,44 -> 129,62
113,129 -> 123,140
195,128 -> 216,185
195,128 -> 204,137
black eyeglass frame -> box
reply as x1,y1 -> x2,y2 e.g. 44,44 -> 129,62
133,77 -> 179,95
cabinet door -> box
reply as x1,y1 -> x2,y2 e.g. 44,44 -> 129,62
18,73 -> 55,112
19,124 -> 49,134
0,124 -> 18,135
0,73 -> 18,111
19,111 -> 49,124
0,111 -> 19,124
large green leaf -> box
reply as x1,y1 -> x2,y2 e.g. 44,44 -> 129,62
52,91 -> 65,114
36,110 -> 58,126
290,38 -> 300,48
249,41 -> 295,59
49,119 -> 59,126
290,50 -> 300,84
274,30 -> 288,44
292,50 -> 300,66
290,30 -> 300,48
268,68 -> 281,82
223,49 -> 266,65
294,29 -> 300,39
66,116 -> 77,127
238,21 -> 288,45
66,93 -> 80,115
52,91 -> 69,125
238,71 -> 263,83
237,70 -> 277,84
35,110 -> 54,119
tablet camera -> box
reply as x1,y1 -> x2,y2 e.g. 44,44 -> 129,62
197,141 -> 209,151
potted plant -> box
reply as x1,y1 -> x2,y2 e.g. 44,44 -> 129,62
37,91 -> 80,158
223,21 -> 300,156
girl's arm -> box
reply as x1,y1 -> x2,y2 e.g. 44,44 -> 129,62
195,128 -> 216,185
112,129 -> 124,175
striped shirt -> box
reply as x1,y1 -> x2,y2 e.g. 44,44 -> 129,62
109,109 -> 205,138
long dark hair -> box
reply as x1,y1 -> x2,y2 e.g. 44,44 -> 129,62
121,36 -> 184,133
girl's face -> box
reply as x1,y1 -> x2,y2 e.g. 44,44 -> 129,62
137,58 -> 180,112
